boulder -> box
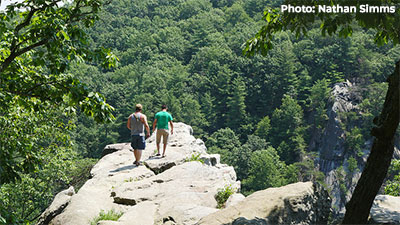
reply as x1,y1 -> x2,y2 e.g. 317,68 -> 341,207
36,186 -> 75,225
201,154 -> 220,166
369,195 -> 400,224
225,193 -> 245,207
49,152 -> 155,225
197,182 -> 331,225
116,202 -> 157,225
102,143 -> 131,157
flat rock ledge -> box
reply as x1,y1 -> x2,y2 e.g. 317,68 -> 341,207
197,182 -> 331,225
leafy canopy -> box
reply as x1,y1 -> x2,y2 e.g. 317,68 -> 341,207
243,0 -> 400,56
0,0 -> 117,184
0,0 -> 117,122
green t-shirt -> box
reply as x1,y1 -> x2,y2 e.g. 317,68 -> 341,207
155,111 -> 173,130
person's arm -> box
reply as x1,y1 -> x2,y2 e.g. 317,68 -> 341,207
127,115 -> 131,130
152,118 -> 157,132
169,120 -> 173,135
142,115 -> 151,138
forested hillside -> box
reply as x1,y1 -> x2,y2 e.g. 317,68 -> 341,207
1,0 -> 400,223
71,0 -> 400,191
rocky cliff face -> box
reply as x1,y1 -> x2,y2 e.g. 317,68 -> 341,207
316,81 -> 362,213
39,122 -> 332,225
316,81 -> 400,214
318,81 -> 358,174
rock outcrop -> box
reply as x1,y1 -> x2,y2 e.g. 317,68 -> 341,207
369,195 -> 400,224
197,182 -> 331,225
316,81 -> 363,213
319,81 -> 357,174
36,186 -> 75,225
315,81 -> 400,215
41,122 -> 331,225
45,123 -> 239,225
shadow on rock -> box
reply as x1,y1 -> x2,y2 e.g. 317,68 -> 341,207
109,165 -> 136,173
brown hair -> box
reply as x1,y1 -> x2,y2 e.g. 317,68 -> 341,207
135,104 -> 143,112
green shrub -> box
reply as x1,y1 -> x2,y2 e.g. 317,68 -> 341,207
185,153 -> 204,164
215,185 -> 236,209
90,209 -> 123,225
345,127 -> 364,156
385,181 -> 400,196
385,160 -> 400,196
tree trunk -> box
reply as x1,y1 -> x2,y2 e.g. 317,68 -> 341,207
342,61 -> 400,224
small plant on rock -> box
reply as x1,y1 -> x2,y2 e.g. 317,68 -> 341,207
185,153 -> 204,164
215,184 -> 236,209
90,209 -> 123,225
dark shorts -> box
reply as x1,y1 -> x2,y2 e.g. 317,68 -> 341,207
131,135 -> 146,150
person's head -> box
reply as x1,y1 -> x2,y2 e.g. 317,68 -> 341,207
161,104 -> 168,110
135,104 -> 143,112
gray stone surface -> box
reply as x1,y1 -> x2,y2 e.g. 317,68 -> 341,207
36,186 -> 75,225
197,182 -> 331,225
319,81 -> 357,174
46,123 -> 233,225
201,154 -> 220,166
316,81 -> 363,213
225,193 -> 245,207
370,195 -> 400,224
117,202 -> 157,225
102,143 -> 131,157
111,162 -> 239,224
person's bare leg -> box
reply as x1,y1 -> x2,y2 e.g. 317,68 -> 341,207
156,142 -> 160,155
134,149 -> 142,165
162,142 -> 167,157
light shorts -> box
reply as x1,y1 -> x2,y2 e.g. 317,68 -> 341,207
156,129 -> 169,145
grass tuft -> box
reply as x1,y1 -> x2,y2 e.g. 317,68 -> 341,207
215,184 -> 236,209
90,209 -> 123,225
185,153 -> 204,164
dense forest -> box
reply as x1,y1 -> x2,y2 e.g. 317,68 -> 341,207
1,0 -> 400,224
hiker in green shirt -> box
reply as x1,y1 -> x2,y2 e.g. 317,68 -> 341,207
152,104 -> 173,157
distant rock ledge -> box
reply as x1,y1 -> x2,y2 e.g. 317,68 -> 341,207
38,122 -> 334,225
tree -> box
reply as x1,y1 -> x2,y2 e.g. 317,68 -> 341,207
226,77 -> 247,130
0,0 -> 117,184
255,115 -> 271,140
307,78 -> 330,131
270,95 -> 306,164
243,1 -> 400,223
205,128 -> 241,165
242,147 -> 287,193
235,135 -> 268,181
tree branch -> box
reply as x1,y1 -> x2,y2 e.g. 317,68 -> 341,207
10,1 -> 60,54
0,39 -> 48,73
